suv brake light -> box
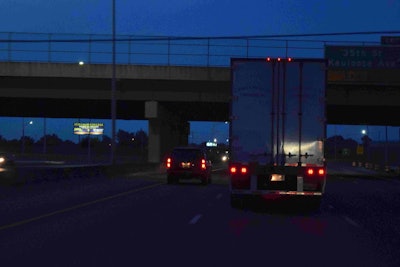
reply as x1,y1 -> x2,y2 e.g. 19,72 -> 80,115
166,157 -> 172,169
201,159 -> 206,170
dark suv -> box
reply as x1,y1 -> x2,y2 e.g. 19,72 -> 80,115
165,146 -> 212,185
0,152 -> 19,185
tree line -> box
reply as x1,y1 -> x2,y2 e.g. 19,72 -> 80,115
0,129 -> 148,153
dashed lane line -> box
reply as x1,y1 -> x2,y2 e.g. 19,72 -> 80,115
0,182 -> 164,232
189,214 -> 203,224
343,216 -> 360,228
327,204 -> 360,228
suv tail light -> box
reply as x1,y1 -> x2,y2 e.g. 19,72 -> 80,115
166,157 -> 172,169
201,159 -> 206,170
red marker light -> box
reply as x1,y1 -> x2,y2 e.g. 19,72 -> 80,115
266,57 -> 271,62
307,168 -> 314,175
241,167 -> 248,174
277,57 -> 281,61
318,168 -> 325,175
230,166 -> 237,174
288,57 -> 292,62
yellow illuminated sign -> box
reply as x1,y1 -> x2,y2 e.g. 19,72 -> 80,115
74,122 -> 104,135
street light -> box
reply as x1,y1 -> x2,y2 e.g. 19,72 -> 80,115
361,126 -> 370,164
43,117 -> 47,155
21,118 -> 33,154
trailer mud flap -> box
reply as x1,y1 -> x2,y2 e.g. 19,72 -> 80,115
297,176 -> 303,192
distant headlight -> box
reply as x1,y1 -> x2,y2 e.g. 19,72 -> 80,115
0,157 -> 5,164
221,155 -> 228,162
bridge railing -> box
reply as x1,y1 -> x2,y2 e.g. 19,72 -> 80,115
0,32 -> 380,67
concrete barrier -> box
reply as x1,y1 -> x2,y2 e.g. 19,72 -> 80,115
10,162 -> 161,186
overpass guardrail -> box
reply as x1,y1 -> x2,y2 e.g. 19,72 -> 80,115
0,31 -> 385,67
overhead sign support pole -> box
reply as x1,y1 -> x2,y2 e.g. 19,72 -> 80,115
111,0 -> 117,165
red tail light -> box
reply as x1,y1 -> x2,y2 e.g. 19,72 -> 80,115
201,159 -> 206,170
166,158 -> 172,169
230,164 -> 248,175
230,163 -> 250,189
230,166 -> 237,174
305,167 -> 325,177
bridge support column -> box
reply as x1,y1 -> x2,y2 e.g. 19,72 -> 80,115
146,101 -> 189,163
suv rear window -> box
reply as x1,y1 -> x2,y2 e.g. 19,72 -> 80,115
171,149 -> 203,161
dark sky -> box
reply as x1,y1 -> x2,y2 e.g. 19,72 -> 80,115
1,0 -> 399,36
0,0 -> 399,143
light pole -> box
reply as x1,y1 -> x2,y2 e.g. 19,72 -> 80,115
384,125 -> 388,170
43,117 -> 47,155
110,0 -> 117,165
334,125 -> 337,160
21,118 -> 33,155
361,128 -> 367,165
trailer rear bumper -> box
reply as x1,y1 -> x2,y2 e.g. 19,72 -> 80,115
230,190 -> 323,210
231,189 -> 322,196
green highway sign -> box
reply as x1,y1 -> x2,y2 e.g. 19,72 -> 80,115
381,36 -> 400,45
325,45 -> 400,69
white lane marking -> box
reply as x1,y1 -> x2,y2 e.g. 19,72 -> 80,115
0,182 -> 164,231
343,216 -> 360,228
189,214 -> 202,224
216,193 -> 223,200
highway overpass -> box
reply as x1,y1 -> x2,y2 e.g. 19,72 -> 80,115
1,61 -> 400,162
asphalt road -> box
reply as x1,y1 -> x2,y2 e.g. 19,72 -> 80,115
0,162 -> 399,267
